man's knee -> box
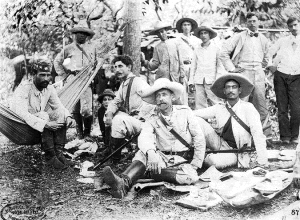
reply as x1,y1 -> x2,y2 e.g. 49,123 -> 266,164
204,153 -> 237,169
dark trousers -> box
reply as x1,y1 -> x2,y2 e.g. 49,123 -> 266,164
274,71 -> 300,140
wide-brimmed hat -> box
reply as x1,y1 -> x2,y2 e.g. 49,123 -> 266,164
194,26 -> 217,39
211,73 -> 254,99
175,18 -> 198,33
149,21 -> 172,35
98,89 -> 115,103
141,78 -> 183,105
70,27 -> 95,36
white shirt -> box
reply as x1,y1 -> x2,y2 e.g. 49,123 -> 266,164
176,33 -> 201,62
239,31 -> 264,65
269,35 -> 300,75
189,42 -> 221,85
106,73 -> 151,118
194,99 -> 268,166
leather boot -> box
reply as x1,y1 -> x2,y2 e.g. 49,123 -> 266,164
53,126 -> 75,167
150,168 -> 179,184
110,137 -> 125,163
83,116 -> 93,138
73,113 -> 84,139
41,129 -> 68,170
103,160 -> 146,199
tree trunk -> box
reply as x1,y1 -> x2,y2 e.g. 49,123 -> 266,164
123,0 -> 141,76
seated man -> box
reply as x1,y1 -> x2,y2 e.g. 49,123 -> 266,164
11,58 -> 76,170
194,73 -> 268,168
97,89 -> 115,146
103,78 -> 206,199
105,55 -> 153,162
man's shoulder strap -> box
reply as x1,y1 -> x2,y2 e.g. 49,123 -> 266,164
158,113 -> 192,149
180,37 -> 195,51
75,43 -> 92,63
124,76 -> 136,113
225,104 -> 251,134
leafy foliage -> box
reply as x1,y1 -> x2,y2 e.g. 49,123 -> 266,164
2,0 -> 90,56
217,0 -> 292,28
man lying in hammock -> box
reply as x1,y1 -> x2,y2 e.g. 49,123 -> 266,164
10,58 -> 76,170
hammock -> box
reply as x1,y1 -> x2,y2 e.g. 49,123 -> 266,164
0,24 -> 126,145
0,103 -> 41,145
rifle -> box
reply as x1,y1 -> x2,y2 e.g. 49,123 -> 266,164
92,132 -> 140,170
206,148 -> 255,154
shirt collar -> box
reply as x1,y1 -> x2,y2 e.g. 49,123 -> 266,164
122,72 -> 135,86
225,99 -> 241,109
150,105 -> 176,117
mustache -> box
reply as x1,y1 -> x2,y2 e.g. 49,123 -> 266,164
227,92 -> 235,96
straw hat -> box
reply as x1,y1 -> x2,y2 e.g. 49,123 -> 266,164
194,26 -> 217,39
70,26 -> 95,36
211,73 -> 254,99
98,89 -> 115,103
141,78 -> 183,105
175,18 -> 198,33
149,21 -> 172,35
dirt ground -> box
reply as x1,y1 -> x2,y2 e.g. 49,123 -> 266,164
0,132 -> 298,220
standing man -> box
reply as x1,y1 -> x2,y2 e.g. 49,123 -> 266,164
105,55 -> 152,163
175,18 -> 201,82
268,17 -> 300,144
103,78 -> 206,199
194,73 -> 268,169
220,12 -> 270,131
54,26 -> 96,139
189,26 -> 223,109
141,21 -> 186,104
11,58 -> 76,170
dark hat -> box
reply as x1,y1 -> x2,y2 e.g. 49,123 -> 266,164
31,58 -> 52,73
149,21 -> 172,35
194,26 -> 217,39
70,27 -> 95,36
211,73 -> 254,99
175,18 -> 198,33
98,89 -> 115,103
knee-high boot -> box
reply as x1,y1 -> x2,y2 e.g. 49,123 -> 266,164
73,113 -> 84,139
41,128 -> 68,170
54,126 -> 75,167
150,168 -> 179,184
103,160 -> 146,199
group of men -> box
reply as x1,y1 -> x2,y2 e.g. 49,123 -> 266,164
9,13 -> 300,199
141,13 -> 300,145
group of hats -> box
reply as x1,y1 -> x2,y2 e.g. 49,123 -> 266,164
148,17 -> 217,40
142,73 -> 253,104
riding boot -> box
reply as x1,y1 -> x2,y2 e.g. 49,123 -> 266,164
110,137 -> 125,163
73,113 -> 84,139
83,116 -> 93,138
103,160 -> 146,199
41,128 -> 68,170
150,168 -> 179,184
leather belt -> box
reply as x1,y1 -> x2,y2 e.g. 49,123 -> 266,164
162,150 -> 191,159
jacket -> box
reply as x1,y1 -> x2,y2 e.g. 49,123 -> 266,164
220,30 -> 270,72
147,39 -> 185,83
11,80 -> 70,132
138,105 -> 206,168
